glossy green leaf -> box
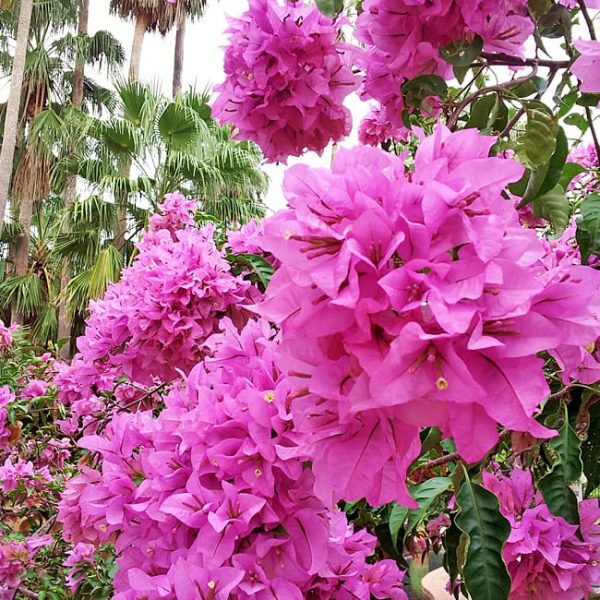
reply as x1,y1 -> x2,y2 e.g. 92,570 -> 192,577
405,477 -> 452,534
455,474 -> 511,600
559,162 -> 587,190
389,504 -> 408,547
539,413 -> 582,524
583,401 -> 600,495
531,184 -> 570,230
577,193 -> 600,263
439,35 -> 483,67
538,126 -> 568,196
228,253 -> 274,289
402,75 -> 448,109
466,94 -> 508,132
514,106 -> 559,170
315,0 -> 344,16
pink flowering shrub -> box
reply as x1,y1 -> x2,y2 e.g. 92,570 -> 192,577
483,468 -> 600,599
212,0 -> 358,162
258,125 -> 600,506
56,194 -> 252,432
60,319 -> 408,599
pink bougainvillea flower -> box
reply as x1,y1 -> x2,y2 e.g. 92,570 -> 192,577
258,125 -> 600,506
58,319 -> 409,599
573,39 -> 600,95
212,0 -> 358,162
484,468 -> 600,600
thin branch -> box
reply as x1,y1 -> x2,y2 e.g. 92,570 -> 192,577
578,0 -> 597,41
479,52 -> 570,69
448,66 -> 539,130
17,588 -> 38,599
585,106 -> 600,161
500,106 -> 526,139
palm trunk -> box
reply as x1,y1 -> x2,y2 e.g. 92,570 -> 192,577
0,0 -> 34,238
113,192 -> 128,252
129,14 -> 148,80
172,11 -> 186,97
71,0 -> 89,108
11,193 -> 34,325
57,0 -> 90,354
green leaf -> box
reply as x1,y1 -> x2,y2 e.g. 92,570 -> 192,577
514,105 -> 559,170
564,113 -> 589,133
315,0 -> 344,16
405,477 -> 452,534
583,401 -> 600,496
465,94 -> 508,132
539,413 -> 583,524
577,193 -> 600,264
443,519 -> 462,597
528,0 -> 553,20
538,126 -> 568,196
402,75 -> 448,109
512,76 -> 548,98
576,93 -> 600,107
455,473 -> 512,600
228,253 -> 274,289
158,103 -> 201,150
559,162 -> 587,190
531,184 -> 570,230
453,65 -> 469,84
556,88 -> 578,118
389,504 -> 408,547
538,5 -> 572,40
439,35 -> 483,67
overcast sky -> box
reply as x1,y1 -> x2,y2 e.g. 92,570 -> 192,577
88,0 -> 368,211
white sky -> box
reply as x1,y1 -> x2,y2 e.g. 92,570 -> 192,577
88,0 -> 368,212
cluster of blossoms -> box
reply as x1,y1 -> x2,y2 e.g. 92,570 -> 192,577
358,105 -> 409,147
0,387 -> 13,452
483,468 -> 600,599
212,0 -> 358,162
567,142 -> 599,194
56,193 -> 252,433
355,0 -> 532,129
63,542 -> 96,593
0,535 -> 51,596
258,125 -> 600,506
59,319 -> 408,599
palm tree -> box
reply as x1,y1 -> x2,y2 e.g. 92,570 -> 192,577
109,0 -> 208,91
0,0 -> 124,325
0,0 -> 34,238
46,83 -> 266,347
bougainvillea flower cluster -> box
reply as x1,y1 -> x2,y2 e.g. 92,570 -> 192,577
573,39 -> 600,95
56,194 -> 251,432
59,320 -> 408,599
212,0 -> 358,162
258,125 -> 600,506
483,468 -> 600,599
356,0 -> 533,127
358,105 -> 409,147
0,535 -> 51,593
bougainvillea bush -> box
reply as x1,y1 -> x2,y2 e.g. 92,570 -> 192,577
4,0 -> 600,598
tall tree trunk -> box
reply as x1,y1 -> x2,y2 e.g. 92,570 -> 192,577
57,0 -> 90,355
172,11 -> 186,97
129,14 -> 148,80
71,0 -> 89,108
0,0 -> 34,238
11,193 -> 34,325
